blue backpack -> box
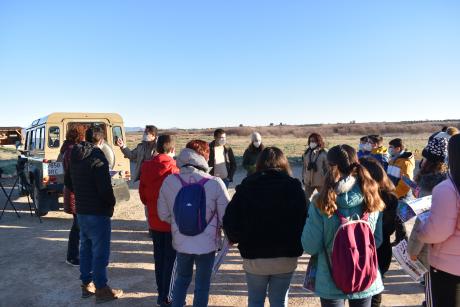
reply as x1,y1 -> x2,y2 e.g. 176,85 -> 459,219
173,174 -> 214,236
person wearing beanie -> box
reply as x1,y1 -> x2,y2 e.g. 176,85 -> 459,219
421,137 -> 449,165
407,136 -> 449,307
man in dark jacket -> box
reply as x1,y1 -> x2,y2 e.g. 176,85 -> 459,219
208,129 -> 237,188
65,127 -> 123,304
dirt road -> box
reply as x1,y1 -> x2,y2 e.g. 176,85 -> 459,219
0,168 -> 424,307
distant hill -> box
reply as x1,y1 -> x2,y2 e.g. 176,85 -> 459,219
125,120 -> 460,138
125,127 -> 144,133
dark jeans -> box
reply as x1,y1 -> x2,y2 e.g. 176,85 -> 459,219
172,252 -> 215,307
67,214 -> 80,261
222,178 -> 230,189
431,267 -> 460,307
151,230 -> 176,306
320,297 -> 372,307
78,214 -> 111,289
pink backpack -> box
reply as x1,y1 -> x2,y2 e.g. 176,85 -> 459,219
328,211 -> 378,294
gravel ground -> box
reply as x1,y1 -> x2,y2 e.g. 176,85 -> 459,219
0,166 -> 424,307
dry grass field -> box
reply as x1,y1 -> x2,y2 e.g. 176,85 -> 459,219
126,132 -> 431,162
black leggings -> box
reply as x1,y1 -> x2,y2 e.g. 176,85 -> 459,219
431,267 -> 460,307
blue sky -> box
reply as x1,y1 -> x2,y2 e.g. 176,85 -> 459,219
0,0 -> 459,128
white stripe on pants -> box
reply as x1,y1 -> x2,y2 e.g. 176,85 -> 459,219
167,257 -> 178,302
425,271 -> 433,307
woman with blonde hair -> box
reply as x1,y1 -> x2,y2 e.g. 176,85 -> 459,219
302,144 -> 384,307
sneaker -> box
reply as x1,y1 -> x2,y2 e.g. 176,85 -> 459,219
66,258 -> 80,267
95,286 -> 123,304
81,282 -> 96,298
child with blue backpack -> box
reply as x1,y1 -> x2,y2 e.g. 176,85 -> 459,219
301,145 -> 384,307
157,140 -> 230,307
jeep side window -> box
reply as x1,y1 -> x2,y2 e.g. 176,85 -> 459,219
112,126 -> 123,144
25,131 -> 30,150
48,127 -> 60,148
38,127 -> 45,150
29,129 -> 36,150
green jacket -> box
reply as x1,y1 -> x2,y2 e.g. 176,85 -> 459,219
301,182 -> 384,300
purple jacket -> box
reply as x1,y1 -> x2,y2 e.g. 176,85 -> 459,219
418,178 -> 460,276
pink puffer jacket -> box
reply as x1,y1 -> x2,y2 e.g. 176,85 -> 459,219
418,178 -> 460,276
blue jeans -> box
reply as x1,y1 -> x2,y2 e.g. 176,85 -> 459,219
172,252 -> 215,307
78,214 -> 111,289
245,272 -> 294,307
222,178 -> 230,189
151,230 -> 176,306
67,214 -> 80,261
320,297 -> 372,307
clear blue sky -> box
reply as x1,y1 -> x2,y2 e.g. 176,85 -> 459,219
1,0 -> 459,128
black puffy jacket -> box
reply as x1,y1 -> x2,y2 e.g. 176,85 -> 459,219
223,169 -> 307,259
65,142 -> 116,217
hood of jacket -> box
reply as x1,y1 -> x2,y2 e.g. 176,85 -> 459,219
145,154 -> 178,179
371,146 -> 388,155
391,150 -> 413,162
177,148 -> 210,173
71,141 -> 99,162
335,177 -> 364,210
60,140 -> 74,154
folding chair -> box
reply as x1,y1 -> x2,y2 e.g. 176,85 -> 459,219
0,171 -> 20,219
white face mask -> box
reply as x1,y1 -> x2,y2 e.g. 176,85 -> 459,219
364,143 -> 373,151
253,141 -> 261,148
143,134 -> 155,142
168,151 -> 175,158
218,138 -> 226,146
309,142 -> 317,149
358,143 -> 365,151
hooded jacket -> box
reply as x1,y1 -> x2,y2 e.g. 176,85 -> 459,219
301,178 -> 384,300
65,142 -> 116,217
223,169 -> 307,259
208,140 -> 237,181
139,154 -> 179,232
121,141 -> 156,182
387,151 -> 415,199
157,148 -> 230,254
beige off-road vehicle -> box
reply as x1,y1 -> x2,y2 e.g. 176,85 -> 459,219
19,112 -> 131,216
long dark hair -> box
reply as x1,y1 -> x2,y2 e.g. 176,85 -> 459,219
359,156 -> 395,194
256,147 -> 292,176
448,134 -> 460,193
317,145 -> 384,217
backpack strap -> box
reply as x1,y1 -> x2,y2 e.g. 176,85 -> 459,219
174,174 -> 188,186
197,178 -> 210,186
336,210 -> 369,222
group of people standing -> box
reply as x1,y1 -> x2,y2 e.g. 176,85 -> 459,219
60,123 -> 460,307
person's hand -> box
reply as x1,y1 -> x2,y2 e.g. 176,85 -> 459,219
409,254 -> 418,261
116,137 -> 125,148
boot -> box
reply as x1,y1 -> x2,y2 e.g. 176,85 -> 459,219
81,282 -> 96,298
95,285 -> 123,304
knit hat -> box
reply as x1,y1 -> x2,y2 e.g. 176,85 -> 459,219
422,137 -> 448,163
